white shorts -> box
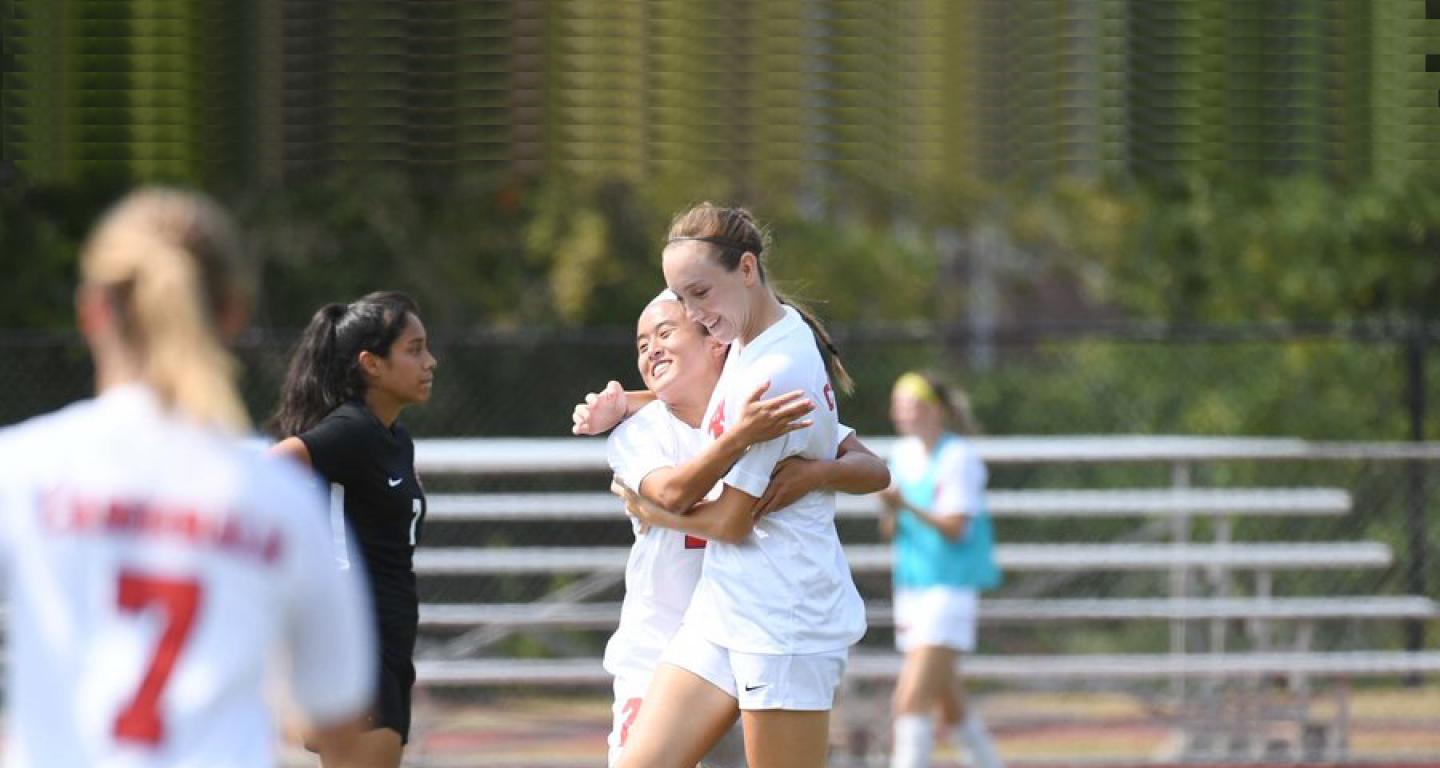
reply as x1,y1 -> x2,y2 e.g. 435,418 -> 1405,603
608,674 -> 748,768
894,587 -> 978,653
661,621 -> 848,711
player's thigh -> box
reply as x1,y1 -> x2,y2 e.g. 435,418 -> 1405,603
700,716 -> 749,768
740,709 -> 830,768
615,663 -> 739,768
894,645 -> 958,714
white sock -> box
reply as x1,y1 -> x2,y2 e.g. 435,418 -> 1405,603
957,710 -> 1004,768
891,713 -> 935,768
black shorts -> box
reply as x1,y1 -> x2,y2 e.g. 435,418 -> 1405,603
369,621 -> 417,743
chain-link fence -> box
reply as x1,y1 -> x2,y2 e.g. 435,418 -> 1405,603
3,325 -> 1435,440
4,327 -> 1438,765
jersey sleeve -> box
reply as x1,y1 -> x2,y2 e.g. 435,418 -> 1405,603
719,352 -> 813,499
934,443 -> 986,519
296,411 -> 365,486
606,406 -> 675,491
277,470 -> 377,724
834,422 -> 856,456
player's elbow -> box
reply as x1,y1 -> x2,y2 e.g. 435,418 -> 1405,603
941,520 -> 969,543
652,485 -> 690,515
861,466 -> 892,495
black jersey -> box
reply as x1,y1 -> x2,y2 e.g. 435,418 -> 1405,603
299,401 -> 426,623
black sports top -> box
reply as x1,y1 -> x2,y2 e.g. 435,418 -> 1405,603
299,400 -> 427,624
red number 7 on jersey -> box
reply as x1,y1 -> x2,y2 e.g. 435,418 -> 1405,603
114,571 -> 202,746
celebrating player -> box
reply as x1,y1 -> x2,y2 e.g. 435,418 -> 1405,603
0,188 -> 376,767
270,291 -> 437,768
594,203 -> 868,768
593,290 -> 889,767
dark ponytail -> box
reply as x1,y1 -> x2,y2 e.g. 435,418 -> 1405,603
775,291 -> 853,396
666,202 -> 853,396
270,291 -> 420,437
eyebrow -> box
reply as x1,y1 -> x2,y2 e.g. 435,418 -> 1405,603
636,321 -> 677,343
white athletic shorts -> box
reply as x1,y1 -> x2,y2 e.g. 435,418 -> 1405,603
661,621 -> 848,711
608,673 -> 747,768
893,586 -> 978,653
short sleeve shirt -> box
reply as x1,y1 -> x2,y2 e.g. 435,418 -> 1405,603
0,385 -> 375,768
299,401 -> 426,623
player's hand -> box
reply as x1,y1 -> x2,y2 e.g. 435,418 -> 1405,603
754,456 -> 824,519
572,380 -> 627,435
610,477 -> 671,533
879,486 -> 902,513
731,380 -> 814,446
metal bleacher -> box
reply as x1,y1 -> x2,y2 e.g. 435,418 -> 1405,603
409,435 -> 1440,762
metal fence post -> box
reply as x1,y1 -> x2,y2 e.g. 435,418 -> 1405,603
1404,328 -> 1429,659
1171,459 -> 1192,701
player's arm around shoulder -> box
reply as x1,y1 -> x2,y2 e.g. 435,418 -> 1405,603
637,380 -> 814,514
751,432 -> 891,519
572,380 -> 656,436
611,477 -> 757,545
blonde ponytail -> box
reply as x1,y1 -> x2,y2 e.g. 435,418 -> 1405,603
81,188 -> 252,434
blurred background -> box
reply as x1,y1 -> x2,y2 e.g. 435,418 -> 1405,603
2,0 -> 1438,439
3,2 -> 1440,766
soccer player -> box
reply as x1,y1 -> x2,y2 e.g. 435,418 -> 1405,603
270,292 -> 436,768
596,290 -> 889,768
882,371 -> 1003,768
606,203 -> 869,768
0,188 -> 375,767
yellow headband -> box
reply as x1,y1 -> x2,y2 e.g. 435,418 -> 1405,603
893,372 -> 940,405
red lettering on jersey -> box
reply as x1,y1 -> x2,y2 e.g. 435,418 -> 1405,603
42,493 -> 283,566
823,382 -> 835,411
684,535 -> 707,549
618,697 -> 643,746
708,400 -> 727,439
114,571 -> 202,746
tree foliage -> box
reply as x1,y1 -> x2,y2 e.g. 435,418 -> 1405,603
1013,172 -> 1440,324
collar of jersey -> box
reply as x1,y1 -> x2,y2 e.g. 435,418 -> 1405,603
98,382 -> 163,416
734,304 -> 804,360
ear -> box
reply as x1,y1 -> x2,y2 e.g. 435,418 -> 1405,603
357,349 -> 383,379
75,284 -> 116,341
739,251 -> 760,286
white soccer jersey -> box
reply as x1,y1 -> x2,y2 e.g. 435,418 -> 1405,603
0,385 -> 375,768
603,401 -> 708,681
687,306 -> 867,655
604,399 -> 859,678
890,435 -> 987,518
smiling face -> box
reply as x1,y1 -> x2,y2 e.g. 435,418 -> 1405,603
635,300 -> 724,405
661,240 -> 760,345
367,312 -> 437,405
